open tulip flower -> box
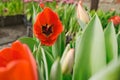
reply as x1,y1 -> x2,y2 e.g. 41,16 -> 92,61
33,7 -> 64,46
0,41 -> 38,80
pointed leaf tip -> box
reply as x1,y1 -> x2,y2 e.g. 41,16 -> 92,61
104,21 -> 118,63
73,13 -> 106,80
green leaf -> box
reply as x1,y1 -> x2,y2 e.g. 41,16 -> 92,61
19,37 -> 37,52
89,58 -> 120,80
52,36 -> 61,59
32,3 -> 37,23
63,74 -> 72,80
75,31 -> 82,52
43,48 -> 54,76
73,14 -> 106,80
50,58 -> 62,80
35,45 -> 44,80
41,47 -> 49,80
104,22 -> 118,63
117,32 -> 120,56
52,32 -> 65,59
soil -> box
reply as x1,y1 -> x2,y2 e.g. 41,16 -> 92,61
0,25 -> 26,49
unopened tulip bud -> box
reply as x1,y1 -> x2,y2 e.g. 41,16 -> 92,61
76,1 -> 90,24
61,48 -> 75,74
50,58 -> 62,80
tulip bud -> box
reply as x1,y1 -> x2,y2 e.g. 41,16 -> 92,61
76,1 -> 90,28
61,48 -> 75,74
50,58 -> 62,80
61,44 -> 71,63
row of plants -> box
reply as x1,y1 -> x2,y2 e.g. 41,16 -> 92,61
0,0 -> 23,16
0,0 -> 120,27
0,0 -> 120,80
0,0 -> 77,27
0,0 -> 75,16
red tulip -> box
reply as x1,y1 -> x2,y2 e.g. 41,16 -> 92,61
33,7 -> 64,46
0,41 -> 38,80
39,3 -> 45,9
108,15 -> 120,25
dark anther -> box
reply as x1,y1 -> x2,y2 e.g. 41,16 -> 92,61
42,24 -> 53,36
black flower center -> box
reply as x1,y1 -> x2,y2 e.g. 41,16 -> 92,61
42,24 -> 53,36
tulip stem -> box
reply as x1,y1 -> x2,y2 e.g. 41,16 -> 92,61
41,47 -> 49,80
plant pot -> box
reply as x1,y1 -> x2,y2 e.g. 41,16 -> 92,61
0,14 -> 24,27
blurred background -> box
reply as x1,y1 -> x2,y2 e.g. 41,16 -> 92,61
0,0 -> 120,48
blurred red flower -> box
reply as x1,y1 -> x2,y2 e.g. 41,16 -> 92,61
108,15 -> 120,26
39,3 -> 45,9
33,7 -> 63,46
0,41 -> 38,80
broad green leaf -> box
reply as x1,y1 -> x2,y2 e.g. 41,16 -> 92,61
104,22 -> 118,63
117,32 -> 120,56
50,58 -> 62,80
63,74 -> 72,80
89,57 -> 120,80
52,35 -> 61,59
19,37 -> 37,52
35,45 -> 44,80
36,46 -> 50,80
52,32 -> 65,59
75,31 -> 82,52
43,48 -> 54,76
73,14 -> 106,80
39,62 -> 45,80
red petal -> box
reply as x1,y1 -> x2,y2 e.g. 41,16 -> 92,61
0,41 -> 38,80
12,41 -> 38,80
34,18 -> 46,40
39,7 -> 58,25
33,7 -> 64,46
50,20 -> 64,40
0,60 -> 35,80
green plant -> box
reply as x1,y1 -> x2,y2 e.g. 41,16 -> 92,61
1,1 -> 120,80
90,9 -> 120,33
0,0 -> 24,16
19,13 -> 120,80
